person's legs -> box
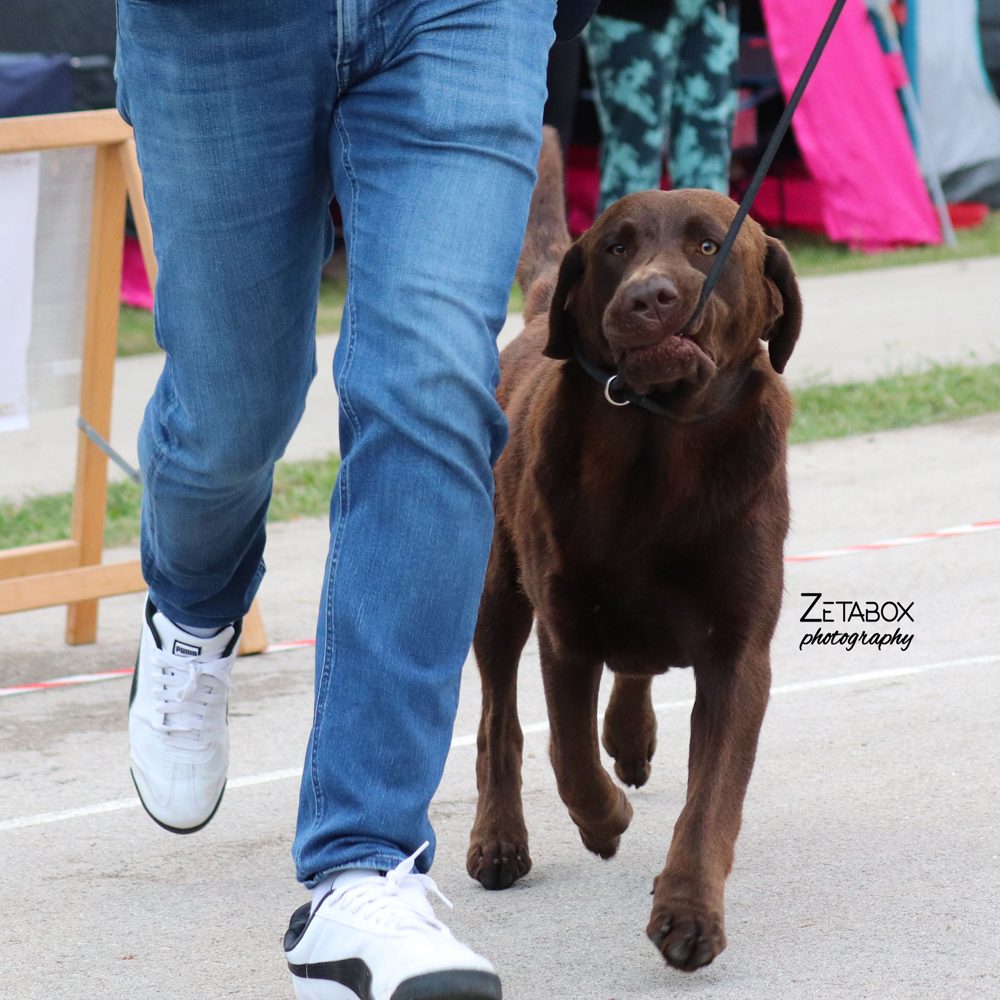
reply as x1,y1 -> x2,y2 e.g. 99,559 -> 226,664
285,2 -> 553,996
292,0 -> 554,883
582,15 -> 677,213
668,0 -> 740,193
116,0 -> 335,630
116,0 -> 334,831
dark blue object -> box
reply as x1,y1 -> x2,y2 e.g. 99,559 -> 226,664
0,52 -> 73,116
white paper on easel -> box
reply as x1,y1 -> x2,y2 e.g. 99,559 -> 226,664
0,151 -> 41,433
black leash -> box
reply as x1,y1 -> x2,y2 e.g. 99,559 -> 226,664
579,0 -> 848,414
683,0 -> 848,332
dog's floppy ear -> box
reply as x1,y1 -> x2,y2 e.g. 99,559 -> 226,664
544,241 -> 585,360
762,236 -> 803,374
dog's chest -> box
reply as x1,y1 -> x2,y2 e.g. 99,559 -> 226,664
600,596 -> 704,674
543,544 -> 717,673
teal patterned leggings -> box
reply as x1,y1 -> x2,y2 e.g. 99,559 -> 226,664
583,0 -> 740,213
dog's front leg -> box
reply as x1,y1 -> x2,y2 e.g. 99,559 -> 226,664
467,529 -> 534,890
647,647 -> 771,972
602,674 -> 657,788
538,625 -> 633,859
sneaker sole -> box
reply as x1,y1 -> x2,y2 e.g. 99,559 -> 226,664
288,967 -> 501,1000
391,971 -> 502,1000
129,769 -> 226,835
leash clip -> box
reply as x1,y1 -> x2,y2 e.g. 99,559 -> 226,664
604,374 -> 630,407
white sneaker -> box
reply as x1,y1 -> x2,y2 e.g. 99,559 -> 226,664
284,843 -> 502,1000
128,598 -> 241,833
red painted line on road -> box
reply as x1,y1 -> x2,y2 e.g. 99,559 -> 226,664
2,519 -> 996,698
0,670 -> 134,697
0,644 -> 316,699
785,518 -> 1000,563
261,639 -> 315,653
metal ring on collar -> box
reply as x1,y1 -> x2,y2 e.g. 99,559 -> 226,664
604,375 -> 631,407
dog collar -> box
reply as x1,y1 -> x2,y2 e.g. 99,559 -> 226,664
572,345 -> 755,424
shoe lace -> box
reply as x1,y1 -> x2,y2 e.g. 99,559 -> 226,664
337,842 -> 454,932
151,650 -> 233,751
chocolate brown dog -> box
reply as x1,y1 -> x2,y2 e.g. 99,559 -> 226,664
466,128 -> 802,973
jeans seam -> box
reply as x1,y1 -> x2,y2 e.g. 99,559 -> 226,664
141,388 -> 179,605
334,0 -> 348,91
307,100 -> 362,836
333,105 -> 363,443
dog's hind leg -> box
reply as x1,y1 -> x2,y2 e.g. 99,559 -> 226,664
467,527 -> 534,890
538,626 -> 634,860
602,674 -> 657,788
646,647 -> 771,972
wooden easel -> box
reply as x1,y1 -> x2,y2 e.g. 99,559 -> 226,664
0,110 -> 267,653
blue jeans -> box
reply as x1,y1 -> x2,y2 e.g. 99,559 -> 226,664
115,0 -> 554,882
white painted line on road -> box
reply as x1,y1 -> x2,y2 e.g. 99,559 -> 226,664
0,767 -> 309,833
0,795 -> 141,831
1,652 -> 996,835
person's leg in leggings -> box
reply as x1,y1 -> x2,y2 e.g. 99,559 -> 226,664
582,15 -> 678,213
668,0 -> 741,193
292,0 -> 555,882
115,0 -> 334,630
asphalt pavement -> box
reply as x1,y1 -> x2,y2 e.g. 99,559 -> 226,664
1,254 -> 999,999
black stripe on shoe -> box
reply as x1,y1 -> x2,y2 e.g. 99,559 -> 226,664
283,902 -> 500,1000
284,902 -> 375,998
222,615 -> 243,656
128,643 -> 141,709
283,901 -> 315,951
390,970 -> 502,1000
287,958 -> 373,999
129,599 -> 160,710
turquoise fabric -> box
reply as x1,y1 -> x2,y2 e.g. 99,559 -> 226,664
584,0 -> 740,212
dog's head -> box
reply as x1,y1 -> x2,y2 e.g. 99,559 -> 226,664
545,190 -> 802,396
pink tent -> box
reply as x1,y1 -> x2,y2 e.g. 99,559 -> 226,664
759,0 -> 941,249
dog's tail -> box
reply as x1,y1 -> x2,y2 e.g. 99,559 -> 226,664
516,125 -> 572,301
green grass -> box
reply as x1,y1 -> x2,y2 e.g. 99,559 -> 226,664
4,363 -> 998,552
789,362 -> 1000,444
0,491 -> 79,551
779,209 -> 1000,277
267,454 -> 340,523
117,306 -> 161,357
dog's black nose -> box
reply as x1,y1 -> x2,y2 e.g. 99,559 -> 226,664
629,277 -> 679,320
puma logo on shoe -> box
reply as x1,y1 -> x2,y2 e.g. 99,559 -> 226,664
172,640 -> 202,657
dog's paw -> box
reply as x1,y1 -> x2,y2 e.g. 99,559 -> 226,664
646,900 -> 726,972
602,689 -> 657,788
602,724 -> 656,788
572,786 -> 633,859
466,837 -> 532,891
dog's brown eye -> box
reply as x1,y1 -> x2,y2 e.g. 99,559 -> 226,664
699,239 -> 719,256
609,243 -> 628,256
